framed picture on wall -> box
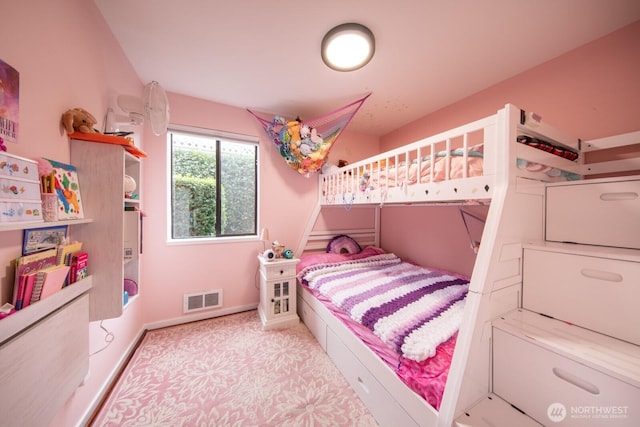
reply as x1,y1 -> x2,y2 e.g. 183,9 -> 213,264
22,225 -> 68,255
0,58 -> 19,144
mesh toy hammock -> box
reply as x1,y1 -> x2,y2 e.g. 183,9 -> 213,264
248,94 -> 370,175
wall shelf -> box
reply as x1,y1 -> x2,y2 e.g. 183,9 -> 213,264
0,276 -> 92,345
0,218 -> 93,233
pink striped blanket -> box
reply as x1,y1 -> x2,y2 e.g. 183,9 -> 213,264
299,253 -> 469,362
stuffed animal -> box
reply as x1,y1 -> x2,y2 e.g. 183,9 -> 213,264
61,108 -> 98,134
286,119 -> 302,145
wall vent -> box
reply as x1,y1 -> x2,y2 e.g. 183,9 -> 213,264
183,290 -> 223,313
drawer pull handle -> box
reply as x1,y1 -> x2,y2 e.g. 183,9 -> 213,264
580,268 -> 623,282
552,367 -> 600,395
599,192 -> 638,201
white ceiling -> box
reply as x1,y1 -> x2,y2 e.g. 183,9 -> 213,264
94,0 -> 640,136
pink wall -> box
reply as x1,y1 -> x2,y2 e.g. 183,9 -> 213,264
378,20 -> 640,276
381,20 -> 640,150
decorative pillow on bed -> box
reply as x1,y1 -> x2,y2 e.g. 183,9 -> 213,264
326,234 -> 362,254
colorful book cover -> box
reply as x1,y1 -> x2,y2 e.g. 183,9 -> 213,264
0,58 -> 19,144
13,274 -> 27,309
22,273 -> 37,308
69,252 -> 88,284
14,248 -> 58,301
45,159 -> 85,219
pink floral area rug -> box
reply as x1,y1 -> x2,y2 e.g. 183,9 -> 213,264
91,310 -> 378,426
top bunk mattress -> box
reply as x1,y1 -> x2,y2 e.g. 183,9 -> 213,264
297,246 -> 469,410
320,106 -> 588,205
322,136 -> 581,202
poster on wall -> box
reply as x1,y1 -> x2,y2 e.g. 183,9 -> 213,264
0,58 -> 19,145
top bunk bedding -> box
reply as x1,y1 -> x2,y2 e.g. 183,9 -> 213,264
321,132 -> 581,205
319,104 -> 640,206
297,245 -> 470,410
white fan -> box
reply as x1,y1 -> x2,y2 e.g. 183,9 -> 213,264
106,81 -> 170,136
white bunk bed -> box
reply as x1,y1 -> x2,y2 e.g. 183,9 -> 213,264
295,103 -> 640,427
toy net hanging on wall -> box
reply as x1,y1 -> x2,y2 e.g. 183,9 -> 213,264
248,94 -> 370,175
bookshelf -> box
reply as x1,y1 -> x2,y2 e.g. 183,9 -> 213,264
70,137 -> 142,321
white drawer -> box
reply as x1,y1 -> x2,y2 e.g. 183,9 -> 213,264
297,294 -> 327,350
546,178 -> 640,249
523,248 -> 640,345
0,199 -> 43,222
261,262 -> 297,279
326,328 -> 418,427
493,328 -> 639,427
0,176 -> 41,201
0,152 -> 39,181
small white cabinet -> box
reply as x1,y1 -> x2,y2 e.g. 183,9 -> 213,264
257,255 -> 299,330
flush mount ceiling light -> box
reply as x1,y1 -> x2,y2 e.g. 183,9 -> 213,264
321,23 -> 375,71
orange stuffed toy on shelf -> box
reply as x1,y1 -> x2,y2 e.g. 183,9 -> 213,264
61,107 -> 99,134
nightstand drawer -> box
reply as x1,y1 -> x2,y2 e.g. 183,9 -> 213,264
262,262 -> 297,279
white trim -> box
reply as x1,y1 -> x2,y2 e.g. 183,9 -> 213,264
165,125 -> 260,244
145,304 -> 258,330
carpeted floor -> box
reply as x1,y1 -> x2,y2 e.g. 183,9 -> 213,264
91,310 -> 378,426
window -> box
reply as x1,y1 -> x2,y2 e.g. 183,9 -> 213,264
168,127 -> 258,241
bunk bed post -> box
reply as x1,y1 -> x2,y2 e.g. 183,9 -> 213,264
437,104 -> 524,426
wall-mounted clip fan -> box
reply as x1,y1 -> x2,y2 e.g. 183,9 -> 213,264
105,81 -> 170,136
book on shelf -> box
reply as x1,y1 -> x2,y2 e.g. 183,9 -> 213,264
13,274 -> 28,310
13,248 -> 58,305
68,252 -> 88,285
21,273 -> 37,309
38,265 -> 71,301
56,240 -> 82,265
12,242 -> 88,310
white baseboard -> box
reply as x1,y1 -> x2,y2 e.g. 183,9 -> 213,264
79,327 -> 146,427
144,303 -> 258,330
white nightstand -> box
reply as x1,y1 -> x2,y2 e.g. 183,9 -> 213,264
257,255 -> 300,330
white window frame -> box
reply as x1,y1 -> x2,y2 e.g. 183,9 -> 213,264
166,124 -> 261,245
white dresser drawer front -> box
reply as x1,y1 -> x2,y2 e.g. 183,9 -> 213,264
523,249 -> 640,345
546,179 -> 640,249
326,329 -> 418,427
493,328 -> 639,426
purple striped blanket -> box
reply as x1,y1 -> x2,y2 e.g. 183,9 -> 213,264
299,253 -> 469,362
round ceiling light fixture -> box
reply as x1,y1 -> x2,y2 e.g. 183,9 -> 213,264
321,23 -> 375,72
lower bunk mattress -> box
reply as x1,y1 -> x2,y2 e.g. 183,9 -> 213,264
296,246 -> 469,410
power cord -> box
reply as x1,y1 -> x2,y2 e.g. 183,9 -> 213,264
90,320 -> 115,356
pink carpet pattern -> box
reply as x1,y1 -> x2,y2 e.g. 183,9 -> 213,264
92,310 -> 377,426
